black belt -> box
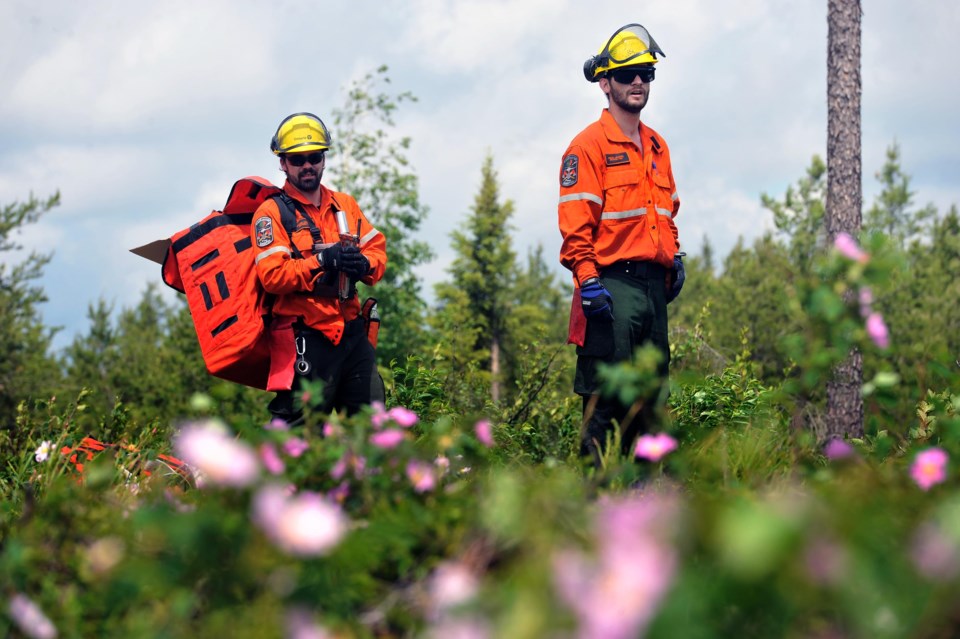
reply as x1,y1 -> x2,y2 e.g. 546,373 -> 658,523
600,260 -> 667,279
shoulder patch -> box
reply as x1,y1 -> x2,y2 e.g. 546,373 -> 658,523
605,152 -> 630,166
560,154 -> 579,187
254,216 -> 274,248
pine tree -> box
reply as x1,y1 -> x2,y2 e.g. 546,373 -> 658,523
433,155 -> 516,404
0,192 -> 60,427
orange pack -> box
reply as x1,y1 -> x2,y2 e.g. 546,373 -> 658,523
162,177 -> 299,390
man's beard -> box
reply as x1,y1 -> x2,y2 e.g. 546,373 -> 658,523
610,85 -> 647,114
291,169 -> 322,192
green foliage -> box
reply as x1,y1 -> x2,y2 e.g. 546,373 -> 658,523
328,65 -> 434,366
0,191 -> 61,428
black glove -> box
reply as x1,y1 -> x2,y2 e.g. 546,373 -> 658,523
339,244 -> 371,279
666,253 -> 685,304
580,277 -> 614,321
317,243 -> 343,271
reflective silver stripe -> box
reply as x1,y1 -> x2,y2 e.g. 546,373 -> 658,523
254,245 -> 290,263
671,191 -> 678,201
360,228 -> 381,246
559,192 -> 603,206
600,207 -> 674,221
601,208 -> 645,221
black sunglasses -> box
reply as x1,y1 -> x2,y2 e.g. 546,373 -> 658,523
608,66 -> 656,84
285,152 -> 326,167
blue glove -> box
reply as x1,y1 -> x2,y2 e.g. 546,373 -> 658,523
580,277 -> 614,321
666,253 -> 685,304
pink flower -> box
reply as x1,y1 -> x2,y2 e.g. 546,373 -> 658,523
866,313 -> 890,349
285,607 -> 333,639
330,456 -> 349,481
633,433 -> 678,462
474,420 -> 494,447
858,287 -> 874,318
427,561 -> 479,619
910,521 -> 960,581
327,481 -> 350,504
252,484 -> 348,557
264,418 -> 290,431
7,593 -> 57,639
259,443 -> 285,475
388,406 -> 420,428
823,439 -> 855,461
173,421 -> 260,488
370,428 -> 406,449
834,232 -> 869,263
406,460 -> 436,493
911,447 -> 948,491
282,437 -> 309,458
322,422 -> 342,438
370,402 -> 389,429
552,493 -> 679,639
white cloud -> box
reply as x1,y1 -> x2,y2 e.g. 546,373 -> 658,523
0,0 -> 956,351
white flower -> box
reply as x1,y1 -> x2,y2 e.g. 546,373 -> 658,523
34,441 -> 53,463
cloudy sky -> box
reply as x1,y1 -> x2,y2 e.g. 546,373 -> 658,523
2,0 -> 958,351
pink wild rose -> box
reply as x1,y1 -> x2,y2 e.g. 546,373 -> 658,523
259,443 -> 286,475
388,406 -> 419,427
633,433 -> 678,462
474,419 -> 494,447
173,421 -> 260,488
834,232 -> 869,263
370,428 -> 406,449
282,437 -> 309,458
866,312 -> 890,349
406,460 -> 437,493
911,447 -> 948,491
8,593 -> 57,639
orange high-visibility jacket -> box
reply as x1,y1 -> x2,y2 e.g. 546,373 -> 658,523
558,109 -> 680,285
252,181 -> 386,346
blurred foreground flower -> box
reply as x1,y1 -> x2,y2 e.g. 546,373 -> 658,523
406,460 -> 437,493
911,448 -> 948,491
553,492 -> 680,639
252,484 -> 348,557
285,607 -> 332,639
428,561 -> 480,619
370,428 -> 406,449
633,433 -> 678,462
865,312 -> 890,349
823,439 -> 855,461
834,232 -> 869,263
910,521 -> 960,581
7,593 -> 57,639
259,443 -> 285,475
474,420 -> 494,447
282,437 -> 309,458
173,421 -> 260,488
34,440 -> 53,463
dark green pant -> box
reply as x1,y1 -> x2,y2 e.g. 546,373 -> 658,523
575,263 -> 670,461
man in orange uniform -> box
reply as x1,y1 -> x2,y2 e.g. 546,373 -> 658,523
558,24 -> 685,466
253,112 -> 387,423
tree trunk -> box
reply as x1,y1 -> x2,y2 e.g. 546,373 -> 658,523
490,334 -> 501,404
825,0 -> 864,439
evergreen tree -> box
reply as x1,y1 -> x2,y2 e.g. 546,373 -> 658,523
864,142 -> 937,248
0,192 -> 60,427
432,155 -> 516,404
328,66 -> 433,367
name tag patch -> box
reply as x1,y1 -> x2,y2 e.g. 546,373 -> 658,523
605,152 -> 630,166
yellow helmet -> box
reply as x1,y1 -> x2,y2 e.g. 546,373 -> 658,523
583,24 -> 665,83
270,112 -> 332,155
